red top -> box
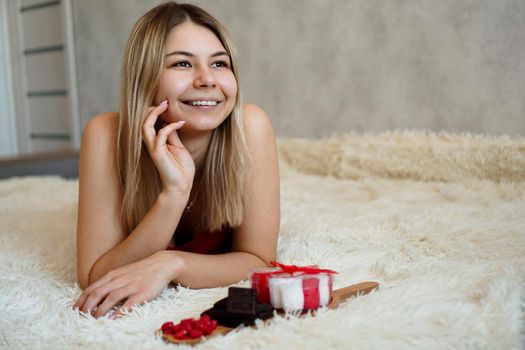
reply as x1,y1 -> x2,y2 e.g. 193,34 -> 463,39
166,227 -> 233,254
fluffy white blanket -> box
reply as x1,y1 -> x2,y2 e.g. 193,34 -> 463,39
1,131 -> 524,349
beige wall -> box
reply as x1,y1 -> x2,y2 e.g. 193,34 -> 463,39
72,0 -> 525,137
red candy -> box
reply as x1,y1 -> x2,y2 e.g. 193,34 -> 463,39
161,322 -> 174,333
180,320 -> 193,333
161,315 -> 218,340
174,330 -> 187,340
189,329 -> 203,338
163,327 -> 176,335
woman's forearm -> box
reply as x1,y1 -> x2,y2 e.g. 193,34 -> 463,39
89,191 -> 188,285
168,250 -> 268,289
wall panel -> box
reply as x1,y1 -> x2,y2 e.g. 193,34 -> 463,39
72,0 -> 525,137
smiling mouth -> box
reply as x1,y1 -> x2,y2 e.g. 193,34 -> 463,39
182,100 -> 221,107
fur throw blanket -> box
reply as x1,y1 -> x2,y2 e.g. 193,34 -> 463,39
1,131 -> 524,349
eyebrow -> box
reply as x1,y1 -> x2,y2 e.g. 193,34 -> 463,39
164,50 -> 229,58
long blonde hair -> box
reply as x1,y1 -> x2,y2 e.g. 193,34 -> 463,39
117,2 -> 249,234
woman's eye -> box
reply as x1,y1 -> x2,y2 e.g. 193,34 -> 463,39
172,61 -> 191,68
211,61 -> 229,68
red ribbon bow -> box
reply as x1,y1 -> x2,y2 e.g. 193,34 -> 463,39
270,261 -> 338,275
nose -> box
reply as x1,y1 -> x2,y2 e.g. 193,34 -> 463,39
194,66 -> 216,88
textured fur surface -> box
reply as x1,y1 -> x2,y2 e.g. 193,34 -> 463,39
1,131 -> 524,349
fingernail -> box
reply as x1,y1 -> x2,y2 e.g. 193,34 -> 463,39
178,121 -> 186,124
160,100 -> 168,105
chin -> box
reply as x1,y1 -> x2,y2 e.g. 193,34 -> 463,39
183,116 -> 229,133
197,120 -> 228,131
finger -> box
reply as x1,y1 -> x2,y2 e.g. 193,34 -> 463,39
109,305 -> 130,320
113,294 -> 148,319
166,122 -> 186,149
142,103 -> 167,151
142,101 -> 168,151
79,278 -> 128,315
109,309 -> 124,320
155,121 -> 186,151
74,283 -> 102,311
93,285 -> 132,318
73,293 -> 86,311
73,288 -> 86,310
142,106 -> 157,147
74,271 -> 117,310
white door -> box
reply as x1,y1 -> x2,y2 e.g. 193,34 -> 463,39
2,0 -> 80,156
0,0 -> 17,157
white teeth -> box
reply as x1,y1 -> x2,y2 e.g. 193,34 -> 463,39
189,100 -> 218,106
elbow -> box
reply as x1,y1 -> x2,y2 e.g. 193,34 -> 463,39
259,247 -> 277,267
77,272 -> 89,290
78,251 -> 108,290
250,252 -> 273,268
245,246 -> 276,268
77,259 -> 89,290
79,280 -> 88,291
77,265 -> 96,290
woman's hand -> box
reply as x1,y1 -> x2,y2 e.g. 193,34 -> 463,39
142,100 -> 195,195
73,251 -> 177,319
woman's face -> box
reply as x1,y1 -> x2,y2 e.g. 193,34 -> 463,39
155,21 -> 237,133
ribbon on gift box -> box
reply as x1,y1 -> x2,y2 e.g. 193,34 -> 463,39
269,261 -> 338,276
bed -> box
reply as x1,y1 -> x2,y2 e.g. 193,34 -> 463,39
1,130 -> 524,349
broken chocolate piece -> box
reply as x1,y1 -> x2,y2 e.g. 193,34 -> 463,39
228,287 -> 256,300
213,297 -> 228,309
255,303 -> 273,313
256,309 -> 275,321
226,298 -> 256,317
201,307 -> 254,321
218,317 -> 254,328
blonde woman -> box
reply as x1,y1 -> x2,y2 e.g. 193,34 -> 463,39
73,2 -> 280,319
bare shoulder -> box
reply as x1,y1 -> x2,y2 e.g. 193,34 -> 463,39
79,111 -> 120,189
242,103 -> 275,145
241,103 -> 279,173
82,112 -> 119,145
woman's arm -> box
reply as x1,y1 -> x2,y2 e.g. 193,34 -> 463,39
168,251 -> 265,288
167,103 -> 281,288
76,107 -> 190,290
75,104 -> 279,318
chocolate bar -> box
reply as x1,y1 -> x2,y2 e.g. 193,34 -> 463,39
201,307 -> 257,327
226,287 -> 256,317
226,298 -> 255,317
201,287 -> 275,328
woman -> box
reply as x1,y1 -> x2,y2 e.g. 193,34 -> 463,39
73,2 -> 280,319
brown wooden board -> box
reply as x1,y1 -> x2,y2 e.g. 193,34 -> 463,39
159,281 -> 379,346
